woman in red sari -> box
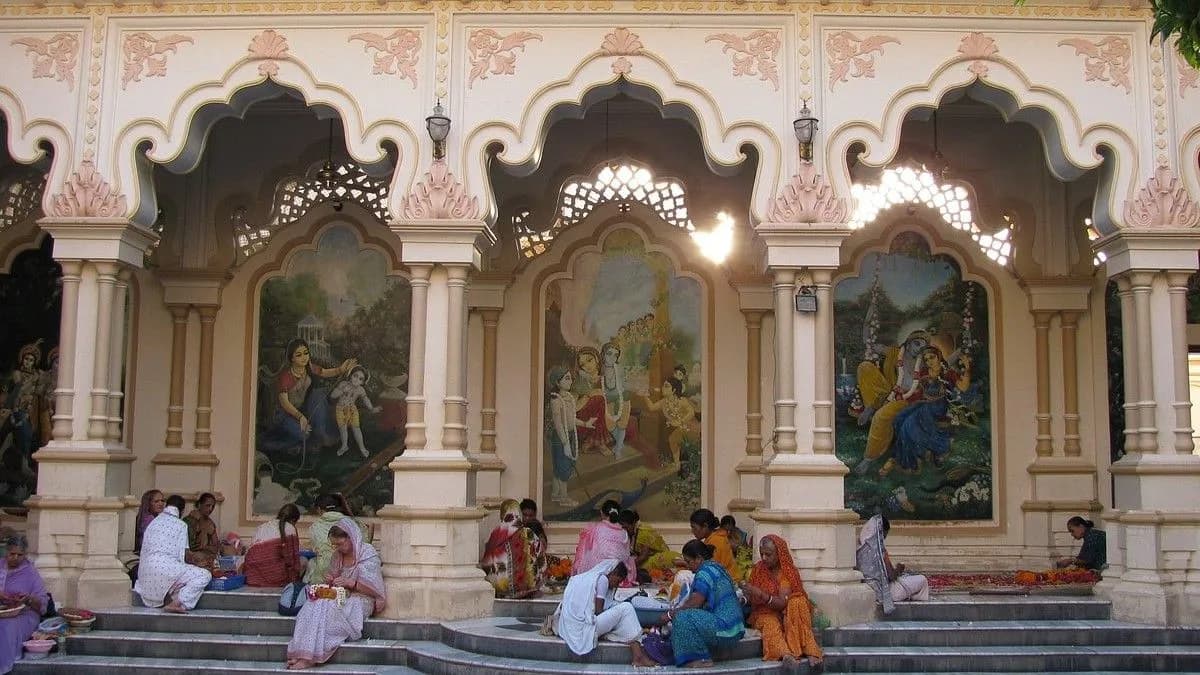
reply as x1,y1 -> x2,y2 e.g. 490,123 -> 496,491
741,534 -> 823,671
480,499 -> 547,598
245,503 -> 305,587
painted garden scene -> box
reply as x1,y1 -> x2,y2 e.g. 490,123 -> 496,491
542,228 -> 704,522
252,224 -> 410,517
834,231 -> 993,521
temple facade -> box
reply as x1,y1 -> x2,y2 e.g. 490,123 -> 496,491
1,0 -> 1199,629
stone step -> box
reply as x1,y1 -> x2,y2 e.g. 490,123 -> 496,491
13,655 -> 421,674
443,616 -> 763,664
820,644 -> 1200,672
65,630 -> 410,666
493,596 -> 559,619
882,597 -> 1111,622
403,639 -> 784,674
824,620 -> 1200,647
99,606 -> 439,641
132,588 -> 282,613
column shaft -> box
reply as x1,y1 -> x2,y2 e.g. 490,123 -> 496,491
441,265 -> 469,453
194,306 -> 217,451
772,269 -> 797,454
87,263 -> 118,439
1033,310 -> 1054,456
404,265 -> 431,451
164,304 -> 189,449
105,271 -> 129,442
478,309 -> 499,455
1115,276 -> 1139,456
52,261 -> 83,441
1060,311 -> 1082,456
1167,271 -> 1195,454
812,269 -> 834,454
743,310 -> 765,456
1129,272 -> 1158,453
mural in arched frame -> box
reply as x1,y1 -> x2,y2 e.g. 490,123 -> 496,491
834,230 -> 993,521
250,222 -> 410,517
540,225 -> 705,522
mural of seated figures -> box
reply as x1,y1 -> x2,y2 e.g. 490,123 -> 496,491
542,228 -> 704,522
834,231 -> 993,521
251,224 -> 409,517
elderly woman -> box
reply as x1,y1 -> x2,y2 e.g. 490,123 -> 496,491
741,535 -> 823,671
480,499 -> 547,599
134,489 -> 166,554
664,539 -> 745,668
0,534 -> 49,673
135,494 -> 212,613
556,559 -> 656,666
245,503 -> 306,587
286,518 -> 385,670
183,492 -> 220,567
304,493 -> 367,585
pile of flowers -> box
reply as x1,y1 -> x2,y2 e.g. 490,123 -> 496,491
306,584 -> 347,605
58,609 -> 94,622
1015,568 -> 1099,586
546,556 -> 573,583
928,569 -> 1099,591
648,567 -> 676,585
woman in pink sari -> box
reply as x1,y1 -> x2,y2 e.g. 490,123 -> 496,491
1,534 -> 49,674
572,500 -> 636,584
285,517 -> 385,670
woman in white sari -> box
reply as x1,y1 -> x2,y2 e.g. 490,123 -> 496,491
856,515 -> 928,609
286,516 -> 385,670
133,495 -> 212,613
556,559 -> 655,666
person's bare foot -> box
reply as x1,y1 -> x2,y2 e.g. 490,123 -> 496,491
683,659 -> 713,668
163,600 -> 186,614
808,655 -> 825,673
781,654 -> 798,668
287,658 -> 315,670
630,642 -> 658,667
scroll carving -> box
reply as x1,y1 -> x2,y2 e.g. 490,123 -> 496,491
825,31 -> 899,91
1123,166 -> 1199,229
121,33 -> 193,89
1058,37 -> 1132,94
349,29 -> 421,88
49,160 -> 129,218
399,160 -> 480,221
247,29 -> 289,78
958,32 -> 998,79
765,163 -> 848,224
467,29 -> 542,89
705,30 -> 781,91
11,33 -> 80,90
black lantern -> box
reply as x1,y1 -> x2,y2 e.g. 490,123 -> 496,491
426,101 -> 451,160
793,101 -> 819,163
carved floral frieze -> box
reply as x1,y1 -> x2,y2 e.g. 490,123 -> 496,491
11,33 -> 80,90
466,29 -> 542,89
765,163 -> 848,224
1058,36 -> 1131,94
958,32 -> 998,79
1123,166 -> 1199,229
705,30 -> 781,92
49,160 -> 128,218
349,29 -> 421,88
825,31 -> 900,91
1177,51 -> 1199,98
120,32 -> 193,89
399,160 -> 480,221
247,29 -> 289,78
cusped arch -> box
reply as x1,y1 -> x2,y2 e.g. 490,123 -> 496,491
0,89 -> 70,212
107,60 -> 420,225
461,53 -> 783,225
825,57 -> 1141,236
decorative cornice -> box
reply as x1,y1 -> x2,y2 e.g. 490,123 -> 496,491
120,32 -> 193,89
705,30 -> 781,92
399,160 -> 480,221
1058,36 -> 1132,94
247,28 -> 289,78
825,31 -> 899,91
1122,166 -> 1200,229
466,28 -> 542,89
49,160 -> 128,218
349,29 -> 421,88
11,32 -> 80,91
765,163 -> 848,224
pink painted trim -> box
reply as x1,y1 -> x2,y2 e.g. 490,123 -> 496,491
467,29 -> 543,89
1123,166 -> 1200,229
247,29 -> 289,78
349,29 -> 421,88
1058,37 -> 1132,94
825,31 -> 900,91
49,160 -> 128,218
121,32 -> 193,89
11,33 -> 80,91
765,163 -> 848,224
705,30 -> 781,92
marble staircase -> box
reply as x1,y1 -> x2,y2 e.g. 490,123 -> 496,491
12,587 -> 1200,674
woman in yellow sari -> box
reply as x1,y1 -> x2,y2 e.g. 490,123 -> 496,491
618,509 -> 678,577
689,508 -> 739,581
741,534 -> 823,671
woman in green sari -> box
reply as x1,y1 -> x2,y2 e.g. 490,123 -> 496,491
618,509 -> 679,578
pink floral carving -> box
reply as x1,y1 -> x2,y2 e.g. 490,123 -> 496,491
11,33 -> 80,90
247,29 -> 289,78
1123,166 -> 1199,229
349,29 -> 421,88
705,30 -> 781,91
1177,51 -> 1199,98
49,160 -> 128,218
958,32 -> 998,78
612,57 -> 633,76
399,160 -> 480,221
121,32 -> 193,89
1058,37 -> 1131,94
825,31 -> 900,91
601,27 -> 643,56
466,29 -> 542,89
765,163 -> 848,224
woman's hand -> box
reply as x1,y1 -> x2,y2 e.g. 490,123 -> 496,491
298,415 -> 311,434
340,358 -> 359,375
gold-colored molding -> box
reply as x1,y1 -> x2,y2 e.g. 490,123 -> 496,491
150,452 -> 220,466
751,507 -> 861,524
376,505 -> 488,520
1019,499 -> 1103,513
32,449 -> 136,463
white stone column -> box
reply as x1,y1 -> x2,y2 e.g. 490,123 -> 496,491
105,270 -> 130,443
87,262 -> 119,440
382,213 -> 497,620
1095,229 -> 1200,626
729,278 -> 771,518
1166,271 -> 1194,455
1115,276 -> 1140,456
468,273 -> 511,508
1032,310 -> 1055,457
770,268 -> 798,455
51,260 -> 82,441
812,268 -> 835,455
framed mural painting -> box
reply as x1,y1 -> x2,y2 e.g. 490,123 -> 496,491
251,224 -> 410,517
834,231 -> 993,522
541,228 -> 704,522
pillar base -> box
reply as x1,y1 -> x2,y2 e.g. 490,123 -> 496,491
1097,576 -> 1177,626
151,451 -> 220,495
471,454 -> 507,510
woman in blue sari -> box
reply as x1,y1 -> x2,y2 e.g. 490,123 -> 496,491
663,539 -> 745,667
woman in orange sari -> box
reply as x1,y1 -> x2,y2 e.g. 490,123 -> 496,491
741,535 -> 823,671
689,509 -> 738,581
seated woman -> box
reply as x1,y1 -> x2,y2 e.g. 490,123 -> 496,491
481,499 -> 547,599
520,498 -> 548,549
183,492 -> 220,568
689,508 -> 739,581
305,493 -> 367,585
556,559 -> 656,666
720,515 -> 750,551
856,515 -> 928,607
245,503 -> 306,587
1056,516 -> 1106,572
135,489 -> 166,555
618,509 -> 679,579
0,534 -> 49,674
741,535 -> 823,671
663,539 -> 745,668
135,495 -> 212,613
573,499 -> 636,584
285,518 -> 385,670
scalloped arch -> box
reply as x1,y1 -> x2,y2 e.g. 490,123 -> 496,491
0,87 -> 72,214
105,58 -> 420,225
824,56 -> 1141,237
460,51 -> 783,226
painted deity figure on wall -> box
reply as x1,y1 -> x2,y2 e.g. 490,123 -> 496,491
834,231 -> 992,521
542,228 -> 703,522
252,225 -> 410,516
